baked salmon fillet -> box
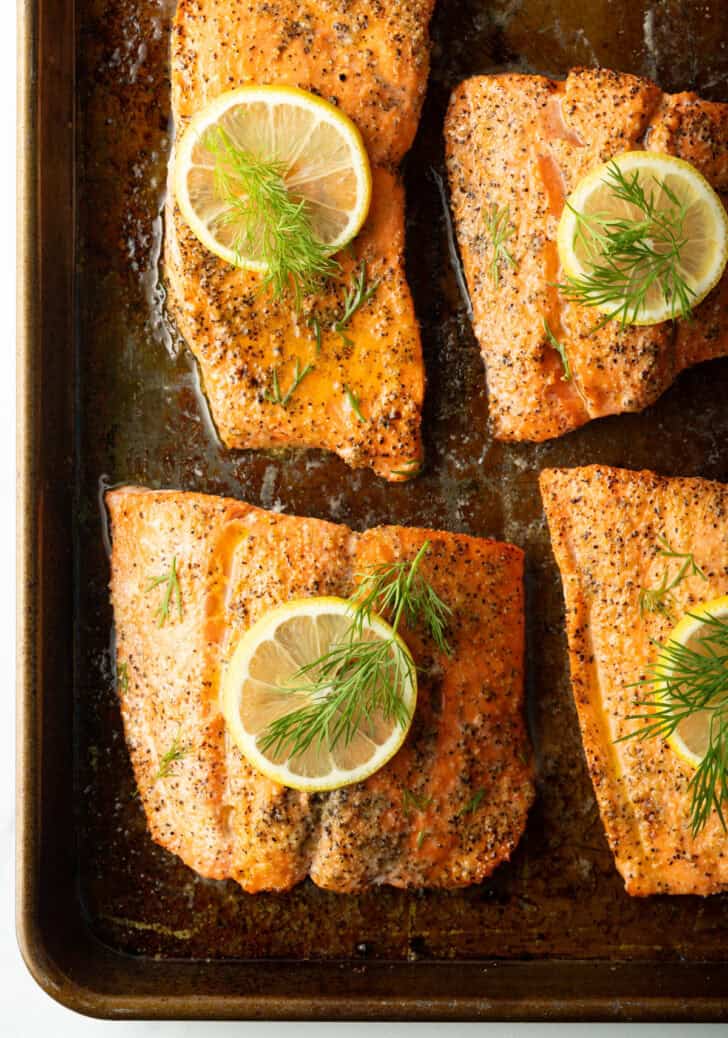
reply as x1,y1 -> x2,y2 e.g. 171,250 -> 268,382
541,464 -> 728,896
165,0 -> 435,481
445,68 -> 728,442
107,486 -> 533,892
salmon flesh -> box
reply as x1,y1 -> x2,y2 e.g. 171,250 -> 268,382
445,68 -> 728,442
165,0 -> 436,480
107,485 -> 534,892
541,464 -> 728,896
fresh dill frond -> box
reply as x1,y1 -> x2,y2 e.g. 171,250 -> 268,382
145,556 -> 182,628
307,314 -> 323,354
203,126 -> 340,305
258,541 -> 452,761
333,260 -> 380,345
638,571 -> 675,618
153,730 -> 189,782
257,635 -> 415,760
391,459 -> 422,479
117,661 -> 129,693
264,357 -> 314,407
639,534 -> 707,617
344,384 -> 366,422
543,318 -> 572,381
655,534 -> 707,580
484,204 -> 517,287
558,162 -> 695,326
619,610 -> 728,836
402,788 -> 432,815
351,539 -> 453,655
456,788 -> 485,818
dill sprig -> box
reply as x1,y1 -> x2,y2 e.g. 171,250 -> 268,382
258,541 -> 452,761
258,638 -> 414,761
391,459 -> 422,480
351,541 -> 452,656
307,314 -> 323,354
203,127 -> 340,305
264,357 -> 314,407
153,730 -> 189,782
456,788 -> 485,818
559,162 -> 695,326
639,570 -> 677,618
344,384 -> 366,422
402,788 -> 432,815
117,661 -> 129,693
484,204 -> 517,287
333,260 -> 380,345
145,557 -> 182,628
543,318 -> 572,381
620,610 -> 728,835
639,535 -> 707,617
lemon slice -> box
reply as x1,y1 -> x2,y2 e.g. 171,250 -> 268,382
221,597 -> 416,792
558,151 -> 728,325
655,595 -> 728,768
174,85 -> 372,271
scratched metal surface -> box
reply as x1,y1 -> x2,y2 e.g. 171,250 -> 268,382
75,0 -> 728,961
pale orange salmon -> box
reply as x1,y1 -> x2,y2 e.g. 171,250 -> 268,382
165,0 -> 436,480
541,464 -> 728,896
107,485 -> 533,892
445,69 -> 728,442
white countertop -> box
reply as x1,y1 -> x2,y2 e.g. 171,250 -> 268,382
5,3 -> 725,1034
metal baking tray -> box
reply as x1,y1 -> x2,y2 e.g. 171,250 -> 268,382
17,0 -> 728,1021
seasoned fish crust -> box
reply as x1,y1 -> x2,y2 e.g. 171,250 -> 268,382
541,464 -> 728,896
165,0 -> 435,480
107,485 -> 533,893
445,68 -> 728,442
171,0 -> 435,169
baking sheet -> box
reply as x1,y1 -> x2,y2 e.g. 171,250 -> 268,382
71,0 -> 728,976
73,0 -> 728,965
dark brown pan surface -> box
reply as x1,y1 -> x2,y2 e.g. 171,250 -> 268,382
18,0 -> 728,1020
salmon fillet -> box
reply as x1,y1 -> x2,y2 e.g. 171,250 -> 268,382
540,464 -> 728,896
107,486 -> 533,892
445,68 -> 728,442
165,0 -> 435,480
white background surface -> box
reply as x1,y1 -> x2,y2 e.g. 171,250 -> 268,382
4,2 -> 726,1035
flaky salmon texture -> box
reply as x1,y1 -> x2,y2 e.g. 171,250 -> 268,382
165,0 -> 436,481
445,68 -> 728,442
107,486 -> 534,893
541,464 -> 728,897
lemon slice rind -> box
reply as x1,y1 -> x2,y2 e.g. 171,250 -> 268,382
221,596 -> 416,792
558,151 -> 728,326
174,85 -> 373,272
